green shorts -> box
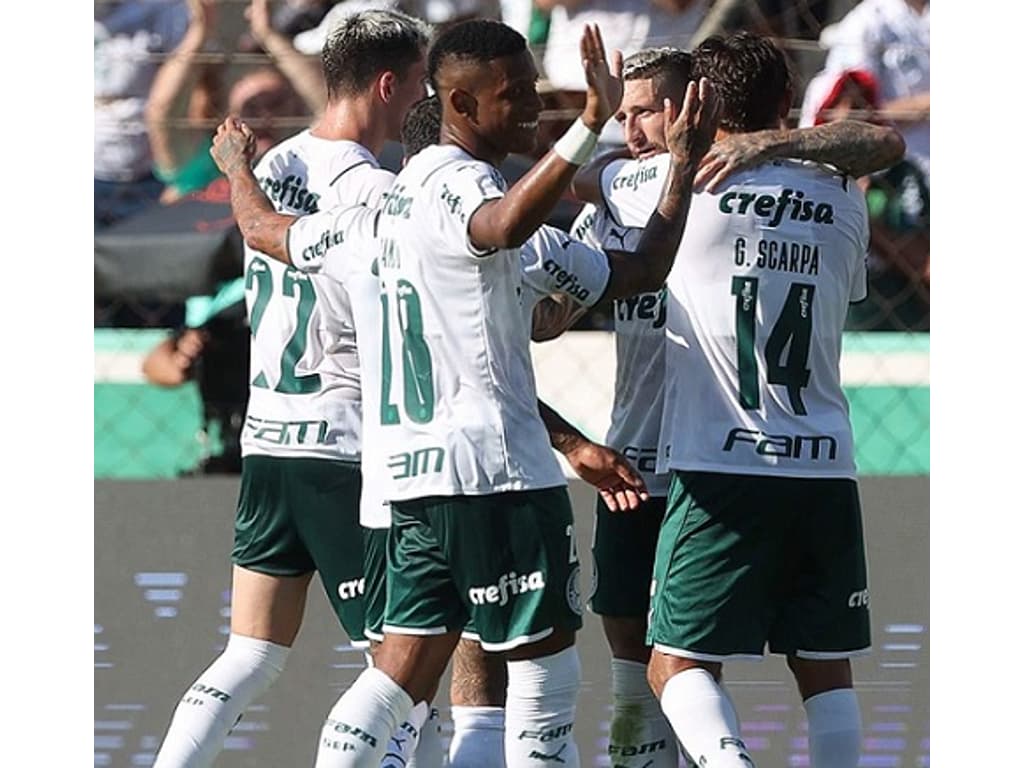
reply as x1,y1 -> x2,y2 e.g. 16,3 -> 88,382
647,470 -> 871,661
591,496 -> 666,617
232,455 -> 367,646
363,526 -> 388,643
385,488 -> 584,652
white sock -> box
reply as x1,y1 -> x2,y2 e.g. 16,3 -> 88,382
804,688 -> 861,768
659,668 -> 755,768
409,705 -> 445,768
505,647 -> 581,768
153,633 -> 289,768
381,701 -> 429,768
449,706 -> 505,768
608,658 -> 679,768
315,667 -> 414,768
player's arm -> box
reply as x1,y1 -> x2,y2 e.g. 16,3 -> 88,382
695,119 -> 906,192
569,146 -> 632,205
210,117 -> 298,262
538,400 -> 648,511
601,78 -> 721,297
531,294 -> 589,341
468,26 -> 623,250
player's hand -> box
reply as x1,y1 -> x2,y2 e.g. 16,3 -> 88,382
564,440 -> 649,511
579,24 -> 623,132
531,294 -> 587,342
663,77 -> 721,171
693,130 -> 778,193
210,117 -> 257,176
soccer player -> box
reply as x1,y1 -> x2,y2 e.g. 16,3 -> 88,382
597,32 -> 896,768
567,45 -> 906,768
150,12 -> 430,768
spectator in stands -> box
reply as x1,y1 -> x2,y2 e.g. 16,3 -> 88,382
802,0 -> 929,182
801,66 -> 929,331
146,0 -> 315,205
142,279 -> 250,474
95,0 -> 189,228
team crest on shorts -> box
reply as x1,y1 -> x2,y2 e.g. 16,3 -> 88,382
566,564 -> 583,615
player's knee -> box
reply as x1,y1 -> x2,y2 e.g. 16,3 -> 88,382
786,655 -> 852,700
602,616 -> 651,663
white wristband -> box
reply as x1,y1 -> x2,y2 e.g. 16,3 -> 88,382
552,118 -> 600,166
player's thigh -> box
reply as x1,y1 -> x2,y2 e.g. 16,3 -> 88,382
769,478 -> 871,660
229,564 -> 313,645
444,488 -> 584,653
232,456 -> 318,577
288,460 -> 367,646
373,630 -> 463,706
647,471 -> 795,660
385,498 -> 469,637
591,495 -> 665,617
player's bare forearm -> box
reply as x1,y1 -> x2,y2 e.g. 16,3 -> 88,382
538,399 -> 587,455
696,120 -> 905,191
607,157 -> 697,297
227,169 -> 295,262
779,120 -> 904,177
210,118 -> 295,261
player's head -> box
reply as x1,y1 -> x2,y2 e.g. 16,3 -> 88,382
615,47 -> 692,159
428,19 -> 542,157
321,10 -> 432,139
401,96 -> 442,160
691,31 -> 792,133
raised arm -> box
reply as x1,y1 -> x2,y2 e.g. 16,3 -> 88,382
247,0 -> 327,116
145,0 -> 215,191
210,118 -> 296,261
695,119 -> 906,191
602,78 -> 721,298
468,25 -> 623,250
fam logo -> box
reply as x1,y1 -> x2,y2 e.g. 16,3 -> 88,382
467,570 -> 545,607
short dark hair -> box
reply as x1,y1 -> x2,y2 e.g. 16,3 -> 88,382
321,10 -> 430,100
401,96 -> 442,157
691,32 -> 792,132
622,47 -> 692,94
427,19 -> 526,91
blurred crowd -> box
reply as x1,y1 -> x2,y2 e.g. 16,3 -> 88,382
94,0 -> 929,472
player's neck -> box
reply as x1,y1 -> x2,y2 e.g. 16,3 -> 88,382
440,123 -> 506,167
311,99 -> 387,157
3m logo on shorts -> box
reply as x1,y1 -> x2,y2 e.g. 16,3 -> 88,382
723,428 -> 837,461
468,570 -> 545,607
848,588 -> 870,608
337,578 -> 365,601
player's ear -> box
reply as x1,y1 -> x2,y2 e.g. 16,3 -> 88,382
379,71 -> 397,103
449,88 -> 478,122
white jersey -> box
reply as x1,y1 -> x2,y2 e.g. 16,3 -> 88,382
241,132 -> 392,462
604,156 -> 869,479
518,223 -> 611,325
375,144 -> 567,501
578,160 -> 671,495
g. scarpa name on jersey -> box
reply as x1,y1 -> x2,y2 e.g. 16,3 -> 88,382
733,235 -> 820,276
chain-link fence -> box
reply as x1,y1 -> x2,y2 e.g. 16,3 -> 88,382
94,0 -> 929,478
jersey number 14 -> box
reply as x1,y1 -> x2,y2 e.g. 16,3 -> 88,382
731,276 -> 816,415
